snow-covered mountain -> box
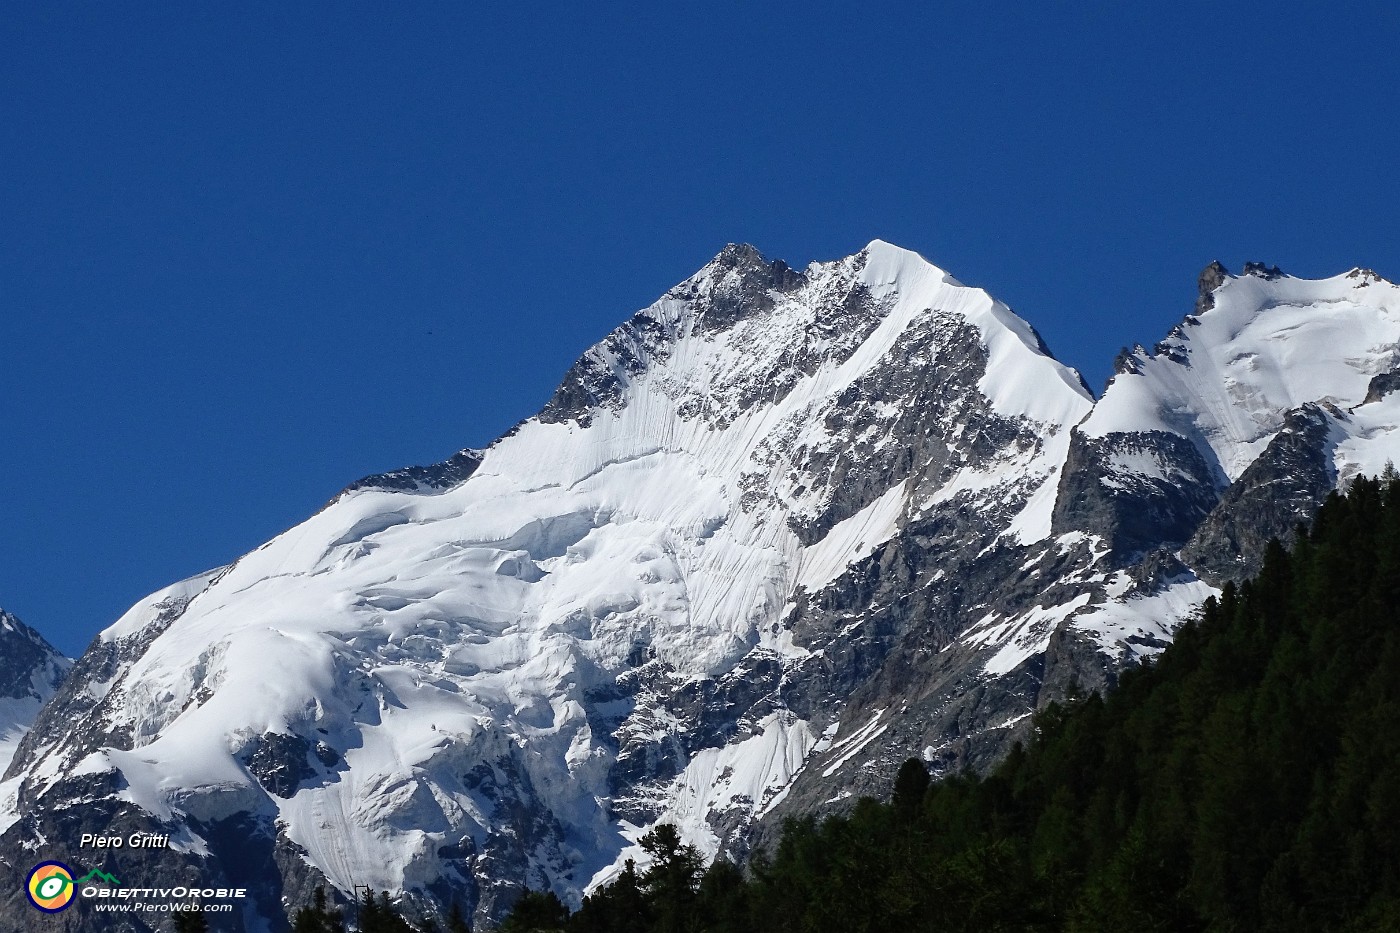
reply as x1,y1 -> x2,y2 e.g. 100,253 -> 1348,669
0,608 -> 69,832
1073,262 -> 1400,582
2,243 -> 1398,931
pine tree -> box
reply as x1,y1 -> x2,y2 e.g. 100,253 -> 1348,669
357,889 -> 415,933
445,901 -> 472,933
891,757 -> 930,820
499,889 -> 568,933
292,886 -> 345,933
696,858 -> 749,933
639,823 -> 703,933
573,859 -> 648,933
172,904 -> 209,933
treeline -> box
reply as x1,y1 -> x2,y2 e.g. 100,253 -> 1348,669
170,885 -> 471,932
504,474 -> 1400,932
287,886 -> 471,933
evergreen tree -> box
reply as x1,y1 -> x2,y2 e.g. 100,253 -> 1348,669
695,859 -> 749,933
172,904 -> 209,933
573,859 -> 648,933
356,889 -> 415,933
498,889 -> 568,933
638,824 -> 703,933
891,757 -> 930,820
292,886 -> 344,933
445,901 -> 472,933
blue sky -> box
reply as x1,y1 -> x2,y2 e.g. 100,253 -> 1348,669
3,3 -> 1398,655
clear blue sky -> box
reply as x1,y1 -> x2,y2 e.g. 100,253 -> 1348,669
3,3 -> 1398,655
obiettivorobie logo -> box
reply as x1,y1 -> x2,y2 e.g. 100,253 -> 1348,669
25,858 -> 248,916
24,863 -> 121,913
25,861 -> 77,913
78,868 -> 123,886
25,833 -> 247,916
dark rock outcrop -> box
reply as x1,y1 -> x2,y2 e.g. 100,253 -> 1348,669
1364,369 -> 1400,405
1051,429 -> 1222,563
1181,404 -> 1337,585
1196,260 -> 1230,313
341,448 -> 483,495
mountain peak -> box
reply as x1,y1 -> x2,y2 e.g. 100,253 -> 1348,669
857,238 -> 956,285
1085,262 -> 1400,485
699,242 -> 805,286
711,241 -> 766,267
0,610 -> 69,703
1346,266 -> 1393,286
0,607 -> 69,794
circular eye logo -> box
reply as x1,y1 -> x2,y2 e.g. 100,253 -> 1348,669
25,861 -> 76,913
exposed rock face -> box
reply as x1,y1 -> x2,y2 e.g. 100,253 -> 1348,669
0,610 -> 68,707
4,244 -> 1400,931
1364,369 -> 1400,405
0,608 -> 69,787
340,448 -> 484,495
688,243 -> 808,332
1196,260 -> 1230,312
1052,429 -> 1222,562
1182,404 -> 1338,584
0,611 -> 74,926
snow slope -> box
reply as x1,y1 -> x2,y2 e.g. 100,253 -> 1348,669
1084,266 -> 1400,481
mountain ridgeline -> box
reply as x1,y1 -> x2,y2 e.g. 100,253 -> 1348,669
1,242 -> 1399,931
521,473 -> 1400,932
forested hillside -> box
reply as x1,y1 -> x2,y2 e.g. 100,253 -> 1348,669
507,473 -> 1400,932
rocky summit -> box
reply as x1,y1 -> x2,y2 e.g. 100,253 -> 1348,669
2,243 -> 1399,931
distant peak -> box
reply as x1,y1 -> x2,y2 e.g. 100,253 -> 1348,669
861,237 -> 936,264
676,243 -> 807,333
702,243 -> 804,288
1347,267 -> 1394,286
712,242 -> 767,268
